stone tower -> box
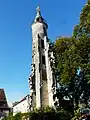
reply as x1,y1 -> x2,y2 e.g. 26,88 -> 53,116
28,7 -> 55,110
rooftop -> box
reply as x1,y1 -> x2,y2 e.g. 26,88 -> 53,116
0,89 -> 10,109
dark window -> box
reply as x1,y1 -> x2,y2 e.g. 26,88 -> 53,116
43,26 -> 47,36
36,17 -> 43,22
42,56 -> 45,64
36,18 -> 39,22
42,70 -> 47,80
38,46 -> 40,52
41,40 -> 44,48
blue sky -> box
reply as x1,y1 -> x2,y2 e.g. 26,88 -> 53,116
0,0 -> 87,106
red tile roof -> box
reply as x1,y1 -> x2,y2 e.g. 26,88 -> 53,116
0,89 -> 9,109
0,89 -> 7,101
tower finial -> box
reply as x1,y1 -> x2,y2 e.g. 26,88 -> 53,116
36,6 -> 41,17
34,5 -> 47,27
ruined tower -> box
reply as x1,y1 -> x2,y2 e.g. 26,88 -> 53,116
28,7 -> 55,110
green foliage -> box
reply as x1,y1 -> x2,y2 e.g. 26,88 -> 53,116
54,36 -> 90,117
54,3 -> 90,114
2,112 -> 13,120
53,1 -> 90,118
56,107 -> 72,120
1,107 -> 71,120
54,36 -> 90,84
13,113 -> 22,120
71,107 -> 82,120
73,0 -> 90,38
54,37 -> 76,84
29,107 -> 71,120
2,112 -> 23,120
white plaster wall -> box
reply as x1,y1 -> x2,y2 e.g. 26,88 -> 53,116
13,98 -> 29,116
3,110 -> 9,116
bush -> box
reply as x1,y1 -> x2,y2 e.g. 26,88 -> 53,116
29,107 -> 71,120
2,107 -> 71,120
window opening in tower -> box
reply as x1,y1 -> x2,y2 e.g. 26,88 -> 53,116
41,40 -> 44,49
43,26 -> 47,36
42,56 -> 45,65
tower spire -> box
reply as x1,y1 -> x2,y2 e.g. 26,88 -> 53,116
33,6 -> 48,29
34,6 -> 43,22
36,6 -> 41,17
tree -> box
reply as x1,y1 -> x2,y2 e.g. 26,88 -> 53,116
73,0 -> 90,38
53,37 -> 76,84
13,113 -> 22,120
29,106 -> 71,120
53,1 -> 90,119
53,35 -> 90,114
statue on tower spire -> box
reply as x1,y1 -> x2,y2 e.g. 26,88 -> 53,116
33,6 -> 48,28
36,6 -> 41,16
34,6 -> 42,22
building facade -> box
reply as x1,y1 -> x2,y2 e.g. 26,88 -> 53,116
0,89 -> 10,118
28,7 -> 56,110
13,95 -> 30,116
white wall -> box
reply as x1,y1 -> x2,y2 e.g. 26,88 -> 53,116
3,110 -> 9,116
13,97 -> 29,116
